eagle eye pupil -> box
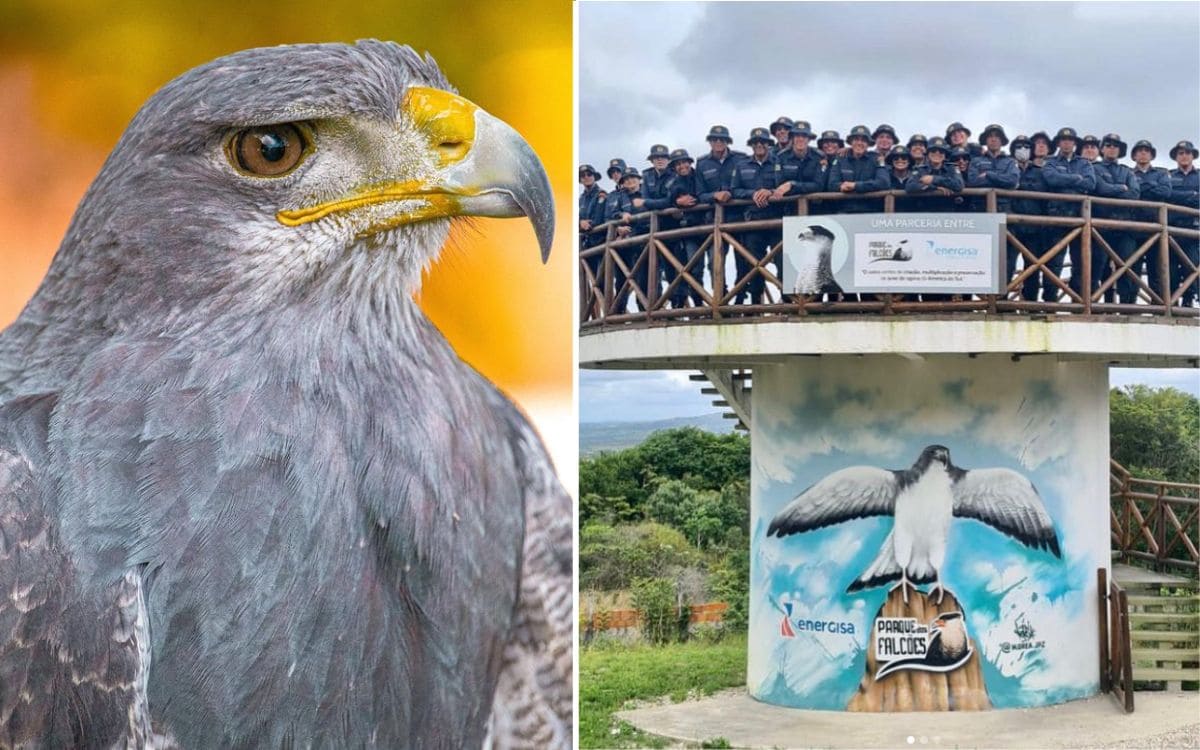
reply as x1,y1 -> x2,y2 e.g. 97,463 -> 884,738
229,123 -> 309,178
259,133 -> 287,162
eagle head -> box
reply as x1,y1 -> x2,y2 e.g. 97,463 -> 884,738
42,40 -> 553,328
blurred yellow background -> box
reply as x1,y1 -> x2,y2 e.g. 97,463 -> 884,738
0,0 -> 572,399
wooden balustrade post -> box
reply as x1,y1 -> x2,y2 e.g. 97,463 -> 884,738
712,203 -> 725,319
1159,204 -> 1172,316
603,224 -> 614,319
1082,199 -> 1093,314
985,189 -> 997,214
1156,484 -> 1166,570
648,211 -> 659,313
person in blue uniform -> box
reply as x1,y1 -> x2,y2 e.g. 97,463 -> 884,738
578,164 -> 608,295
908,133 -> 929,169
696,125 -> 746,302
946,122 -> 982,159
905,137 -> 964,212
770,116 -> 795,155
816,130 -> 845,213
949,147 -> 975,212
606,158 -> 628,193
663,149 -> 707,309
1168,140 -> 1199,307
636,144 -> 678,306
1129,140 -> 1173,303
872,124 -> 898,166
830,125 -> 889,214
1008,135 -> 1052,300
731,127 -> 783,305
1042,127 -> 1097,298
773,121 -> 825,210
885,146 -> 917,211
1080,134 -> 1102,164
1092,134 -> 1141,303
967,124 -> 1020,213
606,166 -> 649,312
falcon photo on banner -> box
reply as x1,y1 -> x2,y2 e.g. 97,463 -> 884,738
0,5 -> 572,748
750,357 -> 1109,712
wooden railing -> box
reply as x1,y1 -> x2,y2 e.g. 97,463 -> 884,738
1098,567 -> 1135,712
1110,459 -> 1200,577
579,188 -> 1200,326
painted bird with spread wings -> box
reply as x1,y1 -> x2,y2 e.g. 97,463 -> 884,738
768,445 -> 1060,603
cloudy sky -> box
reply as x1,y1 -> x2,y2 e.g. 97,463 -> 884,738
577,0 -> 1200,423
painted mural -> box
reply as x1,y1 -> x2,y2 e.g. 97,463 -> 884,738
749,357 -> 1109,711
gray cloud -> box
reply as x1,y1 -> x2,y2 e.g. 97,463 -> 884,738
580,1 -> 1198,179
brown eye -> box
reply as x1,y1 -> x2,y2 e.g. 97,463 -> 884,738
228,123 -> 309,177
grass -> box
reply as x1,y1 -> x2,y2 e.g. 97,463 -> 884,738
580,632 -> 748,748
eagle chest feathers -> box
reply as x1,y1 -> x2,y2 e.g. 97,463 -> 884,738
893,466 -> 953,570
49,328 -> 524,745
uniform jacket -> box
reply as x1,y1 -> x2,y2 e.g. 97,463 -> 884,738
776,148 -> 825,197
606,188 -> 647,230
1042,153 -> 1096,215
732,153 -> 783,219
1092,159 -> 1140,219
640,167 -> 674,211
1012,161 -> 1050,216
578,184 -> 607,246
829,152 -> 889,212
665,171 -> 705,227
904,163 -> 964,211
696,150 -> 747,223
1167,167 -> 1199,227
1130,166 -> 1171,223
967,151 -> 1019,212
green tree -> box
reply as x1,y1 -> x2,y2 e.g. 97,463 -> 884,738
579,522 -> 700,591
1110,385 -> 1200,484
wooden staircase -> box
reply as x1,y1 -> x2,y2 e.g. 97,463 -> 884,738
1112,565 -> 1199,688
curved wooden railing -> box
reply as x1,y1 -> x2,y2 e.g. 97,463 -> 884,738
1110,458 -> 1200,577
579,188 -> 1200,326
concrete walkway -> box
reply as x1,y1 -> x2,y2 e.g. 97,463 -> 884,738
616,690 -> 1200,749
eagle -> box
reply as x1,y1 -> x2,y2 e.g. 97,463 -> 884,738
791,224 -> 843,295
0,42 -> 569,748
768,445 -> 1060,604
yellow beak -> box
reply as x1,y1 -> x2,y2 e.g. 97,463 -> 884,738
276,87 -> 554,262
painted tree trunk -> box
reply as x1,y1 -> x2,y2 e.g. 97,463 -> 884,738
846,588 -> 992,711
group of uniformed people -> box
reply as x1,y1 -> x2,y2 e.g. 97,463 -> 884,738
580,118 -> 1200,311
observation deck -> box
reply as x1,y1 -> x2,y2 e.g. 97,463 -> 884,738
578,188 -> 1199,372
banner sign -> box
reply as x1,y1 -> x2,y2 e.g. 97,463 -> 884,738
781,214 -> 1006,295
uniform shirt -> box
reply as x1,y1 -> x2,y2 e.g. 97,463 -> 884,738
605,188 -> 647,230
1042,152 -> 1097,215
966,150 -> 1020,212
1168,166 -> 1199,228
731,153 -> 782,219
776,148 -> 825,197
665,171 -> 704,226
829,152 -> 889,212
1130,166 -> 1171,222
904,163 -> 964,211
578,183 -> 607,246
1012,161 -> 1050,216
640,167 -> 675,211
695,150 -> 747,203
1092,159 -> 1140,219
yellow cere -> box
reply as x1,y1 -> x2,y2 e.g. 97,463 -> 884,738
401,86 -> 478,167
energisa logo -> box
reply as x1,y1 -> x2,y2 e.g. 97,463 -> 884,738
779,602 -> 857,638
872,612 -> 973,680
999,613 -> 1046,654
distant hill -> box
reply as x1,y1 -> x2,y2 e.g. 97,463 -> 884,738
580,412 -> 733,455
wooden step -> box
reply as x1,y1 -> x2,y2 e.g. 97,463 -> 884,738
700,387 -> 718,394
1132,667 -> 1200,681
722,413 -> 740,420
688,373 -> 707,381
1127,595 -> 1200,608
1131,646 -> 1200,661
1129,612 -> 1198,625
711,400 -> 729,407
1129,630 -> 1199,644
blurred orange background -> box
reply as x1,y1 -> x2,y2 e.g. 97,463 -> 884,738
0,1 -> 574,479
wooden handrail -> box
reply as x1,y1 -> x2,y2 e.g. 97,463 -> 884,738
1110,457 -> 1200,577
580,188 -> 1200,326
